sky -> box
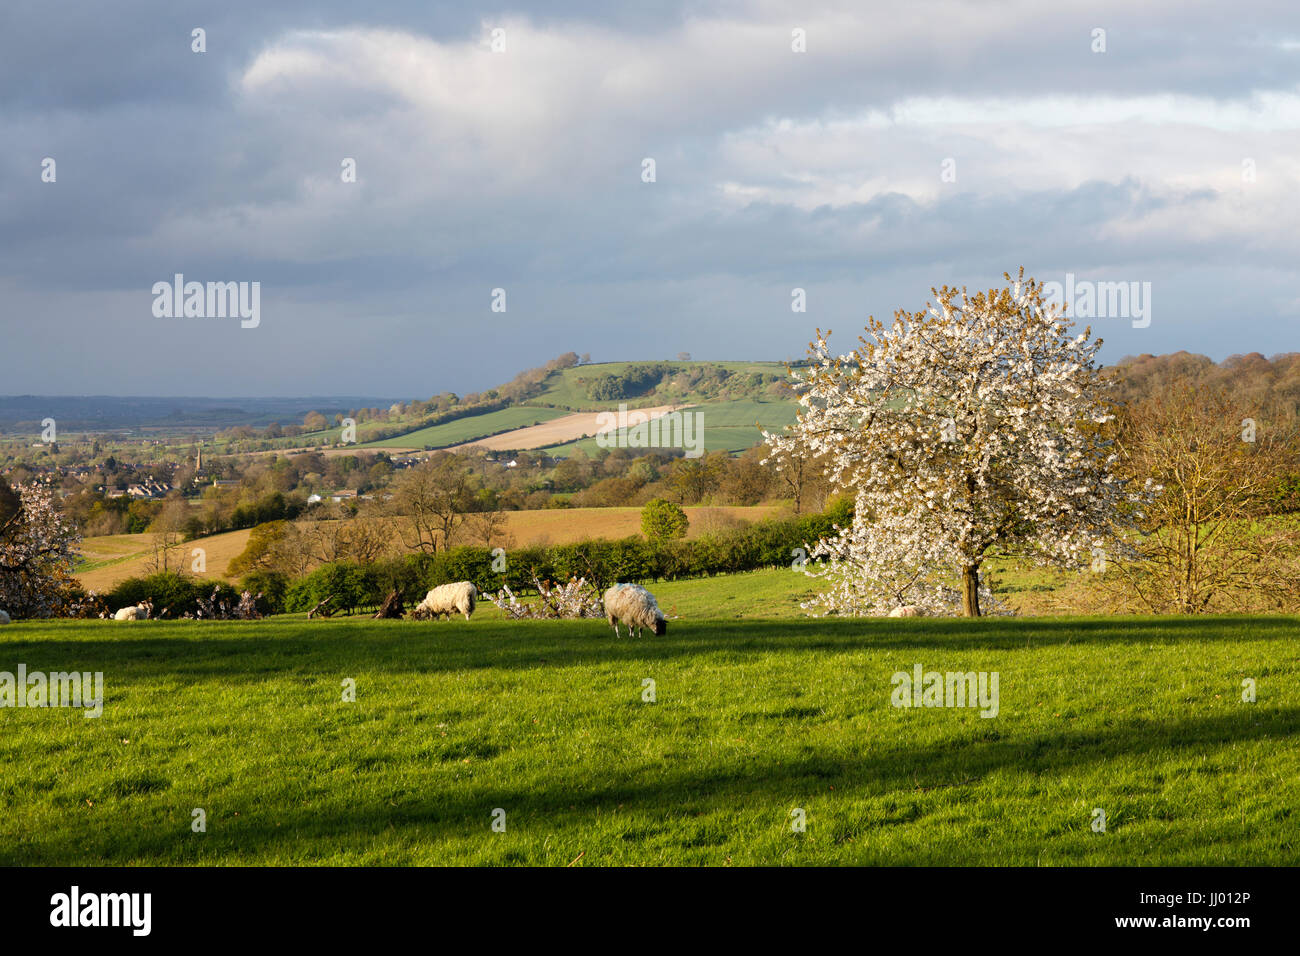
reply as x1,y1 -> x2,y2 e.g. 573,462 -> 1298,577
2,1 -> 1298,398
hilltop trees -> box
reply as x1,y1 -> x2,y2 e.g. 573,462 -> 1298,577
768,270 -> 1138,616
586,363 -> 673,401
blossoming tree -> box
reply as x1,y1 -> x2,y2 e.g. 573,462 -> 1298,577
765,269 -> 1135,616
0,478 -> 82,618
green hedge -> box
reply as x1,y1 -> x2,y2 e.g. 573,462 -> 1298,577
423,498 -> 852,594
106,572 -> 241,618
283,562 -> 379,615
108,501 -> 854,617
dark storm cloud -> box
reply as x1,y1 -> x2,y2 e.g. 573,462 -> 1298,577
2,1 -> 1298,396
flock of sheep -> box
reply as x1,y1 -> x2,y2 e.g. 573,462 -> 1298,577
411,580 -> 668,637
2,585 -> 922,633
77,580 -> 670,638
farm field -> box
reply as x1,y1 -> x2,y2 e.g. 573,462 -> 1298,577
447,404 -> 689,452
171,360 -> 802,459
72,505 -> 788,592
76,528 -> 254,594
543,398 -> 799,455
2,604 -> 1296,865
237,361 -> 797,457
359,405 -> 570,450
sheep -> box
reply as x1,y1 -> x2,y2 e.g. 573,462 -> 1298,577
602,583 -> 667,638
113,600 -> 153,622
888,605 -> 923,618
412,582 -> 477,622
0,610 -> 10,625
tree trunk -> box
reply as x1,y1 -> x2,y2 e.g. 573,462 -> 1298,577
373,589 -> 404,619
961,565 -> 981,617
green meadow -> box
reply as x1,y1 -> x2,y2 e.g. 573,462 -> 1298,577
543,398 -> 799,455
2,569 -> 1295,866
359,405 -> 569,449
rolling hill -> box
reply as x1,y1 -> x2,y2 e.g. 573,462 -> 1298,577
359,360 -> 799,455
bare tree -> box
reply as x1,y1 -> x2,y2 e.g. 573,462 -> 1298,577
145,497 -> 190,574
1107,384 -> 1300,613
765,440 -> 816,515
464,509 -> 514,549
389,454 -> 477,553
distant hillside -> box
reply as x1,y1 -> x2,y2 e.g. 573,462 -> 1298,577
24,351 -> 1295,459
364,359 -> 801,454
529,360 -> 795,410
0,395 -> 397,434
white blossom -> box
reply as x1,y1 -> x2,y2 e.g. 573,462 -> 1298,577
766,270 -> 1140,616
0,479 -> 82,618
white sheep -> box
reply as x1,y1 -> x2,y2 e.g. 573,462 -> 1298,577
412,582 -> 477,622
113,600 -> 152,622
602,583 -> 667,638
888,605 -> 923,618
0,609 -> 10,625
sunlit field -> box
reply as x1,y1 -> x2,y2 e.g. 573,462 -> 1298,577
3,589 -> 1296,866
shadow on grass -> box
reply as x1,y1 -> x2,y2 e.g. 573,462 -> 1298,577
7,704 -> 1299,865
2,615 -> 1296,683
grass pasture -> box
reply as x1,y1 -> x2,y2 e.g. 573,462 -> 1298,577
359,405 -> 569,449
543,398 -> 799,455
2,597 -> 1296,866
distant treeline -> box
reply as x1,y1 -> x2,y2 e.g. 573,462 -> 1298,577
1111,351 -> 1300,421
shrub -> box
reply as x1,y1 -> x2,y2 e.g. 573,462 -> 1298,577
284,562 -> 377,615
641,498 -> 688,542
106,572 -> 239,618
430,546 -> 501,592
239,570 -> 290,616
368,555 -> 433,607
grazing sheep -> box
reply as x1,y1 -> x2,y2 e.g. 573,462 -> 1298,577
603,584 -> 667,638
0,610 -> 10,625
888,605 -> 923,618
113,600 -> 152,622
413,582 -> 477,622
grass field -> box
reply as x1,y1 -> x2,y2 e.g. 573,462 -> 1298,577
447,405 -> 689,452
543,398 -> 799,455
350,361 -> 796,453
359,406 -> 569,449
75,529 -> 255,594
2,574 -> 1296,865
